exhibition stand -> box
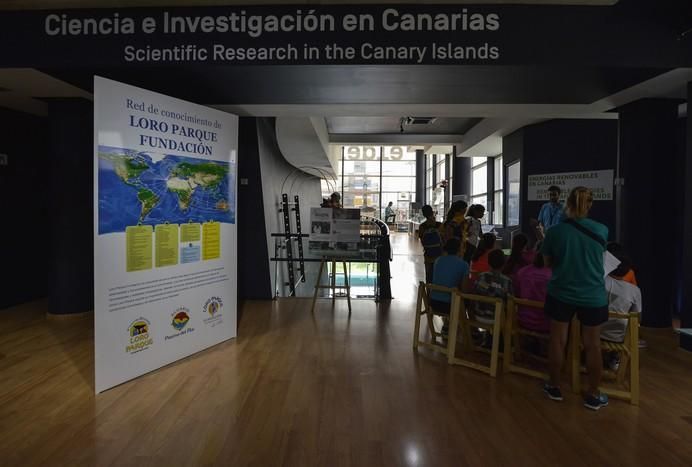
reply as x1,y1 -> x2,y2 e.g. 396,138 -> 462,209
93,77 -> 238,393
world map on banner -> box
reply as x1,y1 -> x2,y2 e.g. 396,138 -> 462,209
98,145 -> 235,234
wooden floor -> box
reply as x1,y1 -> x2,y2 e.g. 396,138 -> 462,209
2,233 -> 692,466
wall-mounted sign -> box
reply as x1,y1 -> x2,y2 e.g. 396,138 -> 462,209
527,169 -> 614,201
0,5 -> 689,67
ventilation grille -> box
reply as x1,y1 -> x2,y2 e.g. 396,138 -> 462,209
405,116 -> 437,125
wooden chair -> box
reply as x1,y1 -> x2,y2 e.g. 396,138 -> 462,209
503,297 -> 551,379
570,311 -> 640,405
467,270 -> 482,290
413,282 -> 462,361
504,298 -> 582,386
447,293 -> 504,377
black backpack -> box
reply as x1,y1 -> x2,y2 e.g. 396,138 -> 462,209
420,223 -> 443,257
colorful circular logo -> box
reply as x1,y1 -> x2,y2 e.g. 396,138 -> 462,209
172,309 -> 190,331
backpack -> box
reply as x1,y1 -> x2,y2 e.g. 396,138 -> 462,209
420,223 -> 443,257
444,216 -> 468,256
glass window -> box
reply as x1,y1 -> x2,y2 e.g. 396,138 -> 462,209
471,164 -> 487,196
425,154 -> 435,206
383,145 -> 417,161
491,155 -> 503,225
381,160 -> 415,176
432,187 -> 445,221
472,157 -> 486,168
381,177 -> 416,192
344,145 -> 380,161
448,155 -> 454,189
494,156 -> 503,190
493,191 -> 503,225
507,161 -> 521,226
332,145 -> 417,221
343,160 -> 380,175
436,158 -> 445,184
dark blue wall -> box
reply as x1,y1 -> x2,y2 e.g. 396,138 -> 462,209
0,108 -> 49,309
236,117 -> 272,302
618,99 -> 679,328
47,99 -> 94,315
503,119 -> 618,239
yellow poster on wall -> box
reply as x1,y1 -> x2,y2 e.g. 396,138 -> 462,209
126,225 -> 153,272
202,221 -> 221,260
155,223 -> 179,267
180,222 -> 201,242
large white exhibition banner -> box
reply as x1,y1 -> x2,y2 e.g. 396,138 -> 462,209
94,76 -> 238,393
527,169 -> 614,201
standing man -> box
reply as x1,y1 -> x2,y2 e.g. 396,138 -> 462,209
536,185 -> 565,240
385,201 -> 396,223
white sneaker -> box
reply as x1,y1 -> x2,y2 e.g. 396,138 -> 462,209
607,356 -> 620,372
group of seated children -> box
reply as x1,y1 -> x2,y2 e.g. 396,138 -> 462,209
420,203 -> 642,362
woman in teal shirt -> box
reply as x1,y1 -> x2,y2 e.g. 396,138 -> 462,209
540,187 -> 609,411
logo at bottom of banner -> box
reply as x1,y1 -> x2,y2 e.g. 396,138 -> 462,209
126,317 -> 153,354
166,307 -> 194,340
202,297 -> 223,327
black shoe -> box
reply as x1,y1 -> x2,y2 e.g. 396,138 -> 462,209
543,383 -> 563,401
583,392 -> 609,411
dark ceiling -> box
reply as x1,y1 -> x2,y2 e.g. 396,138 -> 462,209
327,116 -> 482,135
43,65 -> 668,107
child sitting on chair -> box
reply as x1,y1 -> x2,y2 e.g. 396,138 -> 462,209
430,238 -> 470,315
473,249 -> 513,324
515,249 -> 552,333
601,251 -> 642,370
470,232 -> 497,274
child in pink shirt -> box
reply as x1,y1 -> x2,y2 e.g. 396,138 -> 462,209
514,251 -> 552,332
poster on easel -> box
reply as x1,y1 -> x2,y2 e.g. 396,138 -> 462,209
94,76 -> 238,393
309,208 -> 361,257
